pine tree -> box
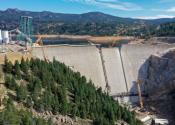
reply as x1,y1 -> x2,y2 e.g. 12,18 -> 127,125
4,56 -> 13,73
26,97 -> 34,108
5,76 -> 17,90
16,85 -> 28,102
20,57 -> 28,74
3,98 -> 20,125
3,58 -> 143,125
14,60 -> 21,79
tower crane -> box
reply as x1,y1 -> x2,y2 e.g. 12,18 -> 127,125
137,79 -> 144,108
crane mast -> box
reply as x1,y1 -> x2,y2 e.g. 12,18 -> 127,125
137,79 -> 144,108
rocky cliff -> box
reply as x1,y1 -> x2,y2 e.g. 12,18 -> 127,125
145,49 -> 175,97
142,48 -> 175,124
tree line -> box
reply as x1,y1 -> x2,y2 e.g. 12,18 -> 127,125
2,57 -> 143,125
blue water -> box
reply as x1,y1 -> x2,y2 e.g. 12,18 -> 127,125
32,37 -> 89,45
43,39 -> 89,45
32,37 -> 129,46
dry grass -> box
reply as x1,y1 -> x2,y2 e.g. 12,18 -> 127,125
0,52 -> 32,64
88,36 -> 124,44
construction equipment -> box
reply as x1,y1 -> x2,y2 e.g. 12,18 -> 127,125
34,34 -> 50,62
9,28 -> 33,47
137,79 -> 144,108
35,35 -> 43,45
34,34 -> 59,45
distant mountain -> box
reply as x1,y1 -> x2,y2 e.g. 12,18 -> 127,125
148,18 -> 175,25
1,8 -> 174,24
0,8 -> 140,23
0,8 -> 175,36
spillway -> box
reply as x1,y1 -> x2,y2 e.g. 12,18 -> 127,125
32,45 -> 106,89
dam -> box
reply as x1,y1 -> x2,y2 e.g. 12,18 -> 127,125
120,44 -> 174,94
32,45 -> 106,90
32,43 -> 175,104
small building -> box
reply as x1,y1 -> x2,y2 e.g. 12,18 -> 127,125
141,116 -> 152,124
0,30 -> 2,44
154,119 -> 169,125
2,31 -> 9,44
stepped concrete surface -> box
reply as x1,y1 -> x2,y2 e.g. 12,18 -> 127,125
32,45 -> 106,89
102,48 -> 127,95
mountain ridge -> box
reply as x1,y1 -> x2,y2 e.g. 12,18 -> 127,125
1,8 -> 175,23
0,8 -> 175,36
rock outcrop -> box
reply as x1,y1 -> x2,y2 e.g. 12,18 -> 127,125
141,48 -> 175,124
145,49 -> 175,98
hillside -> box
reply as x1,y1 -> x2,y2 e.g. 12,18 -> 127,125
0,9 -> 175,36
0,57 -> 143,125
153,22 -> 175,36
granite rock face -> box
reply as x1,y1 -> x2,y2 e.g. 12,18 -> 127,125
141,49 -> 175,124
143,49 -> 175,97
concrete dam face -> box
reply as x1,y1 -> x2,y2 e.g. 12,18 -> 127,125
32,44 -> 175,103
32,45 -> 106,90
120,44 -> 175,94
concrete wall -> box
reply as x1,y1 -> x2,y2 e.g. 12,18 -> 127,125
32,45 -> 106,90
102,48 -> 127,95
120,44 -> 175,93
32,44 -> 175,104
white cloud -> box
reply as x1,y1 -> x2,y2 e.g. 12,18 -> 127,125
151,6 -> 175,13
65,0 -> 142,11
135,15 -> 175,19
159,0 -> 174,3
166,7 -> 175,12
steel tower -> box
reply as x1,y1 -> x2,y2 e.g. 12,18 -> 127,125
20,16 -> 33,36
18,16 -> 33,47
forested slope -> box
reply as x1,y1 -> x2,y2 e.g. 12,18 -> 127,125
0,57 -> 143,125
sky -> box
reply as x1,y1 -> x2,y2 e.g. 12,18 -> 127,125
1,0 -> 175,19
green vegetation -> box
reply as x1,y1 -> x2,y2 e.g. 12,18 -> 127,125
1,57 -> 143,125
38,22 -> 121,36
1,9 -> 175,37
153,22 -> 175,36
0,98 -> 53,125
121,22 -> 175,38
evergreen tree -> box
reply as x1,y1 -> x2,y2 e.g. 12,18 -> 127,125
0,99 -> 53,125
3,58 -> 143,125
4,56 -> 13,73
16,85 -> 28,102
14,60 -> 21,79
20,57 -> 28,74
26,97 -> 34,108
5,76 -> 17,90
1,98 -> 20,125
